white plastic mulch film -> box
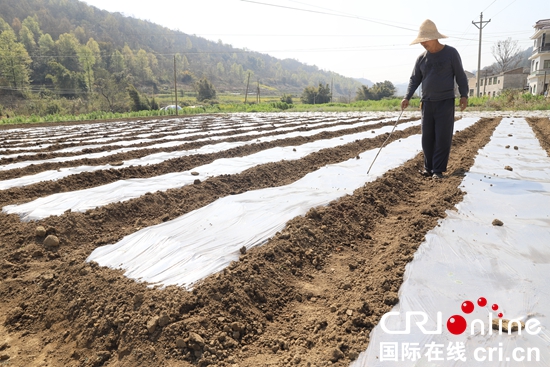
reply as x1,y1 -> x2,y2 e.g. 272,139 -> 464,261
351,117 -> 550,367
86,117 -> 479,289
3,119 -> 422,221
0,113 -> 394,189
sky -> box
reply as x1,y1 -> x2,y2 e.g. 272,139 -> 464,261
81,0 -> 543,84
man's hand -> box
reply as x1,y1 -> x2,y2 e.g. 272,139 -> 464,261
459,97 -> 468,111
401,99 -> 409,110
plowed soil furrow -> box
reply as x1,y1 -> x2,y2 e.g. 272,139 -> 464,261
0,118 -> 417,207
0,116 -> 517,367
0,115 -> 373,160
527,117 -> 550,155
1,118 -> 279,156
0,116 -> 242,147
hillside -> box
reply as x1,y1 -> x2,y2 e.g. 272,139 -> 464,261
0,0 -> 363,113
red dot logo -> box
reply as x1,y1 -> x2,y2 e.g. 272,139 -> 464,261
447,315 -> 467,335
446,297 -> 506,335
477,297 -> 487,307
461,300 -> 474,314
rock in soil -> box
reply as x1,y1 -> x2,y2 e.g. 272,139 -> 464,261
35,226 -> 47,237
43,234 -> 59,247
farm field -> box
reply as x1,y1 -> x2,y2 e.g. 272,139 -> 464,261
0,111 -> 549,367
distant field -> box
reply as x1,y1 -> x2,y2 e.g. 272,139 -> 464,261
0,91 -> 548,126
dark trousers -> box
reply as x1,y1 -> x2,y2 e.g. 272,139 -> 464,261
421,98 -> 455,173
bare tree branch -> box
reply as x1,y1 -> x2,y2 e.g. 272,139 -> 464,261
491,38 -> 522,73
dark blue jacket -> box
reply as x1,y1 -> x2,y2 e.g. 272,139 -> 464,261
405,45 -> 469,101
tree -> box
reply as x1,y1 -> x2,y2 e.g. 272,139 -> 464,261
11,18 -> 22,36
147,53 -> 159,78
357,81 -> 395,101
86,38 -> 101,64
175,53 -> 190,82
38,33 -> 55,57
95,68 -> 128,112
182,55 -> 189,70
78,44 -> 96,93
22,16 -> 42,42
134,49 -> 153,83
195,78 -> 216,101
122,44 -> 135,75
216,62 -> 225,76
19,26 -> 37,54
109,50 -> 125,74
180,70 -> 193,84
0,28 -> 32,92
301,83 -> 331,104
356,85 -> 373,101
56,33 -> 81,72
491,38 -> 522,73
35,33 -> 56,83
46,61 -> 80,97
370,80 -> 396,100
0,18 -> 10,32
73,26 -> 87,44
127,84 -> 150,111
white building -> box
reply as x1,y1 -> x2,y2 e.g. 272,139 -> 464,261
467,68 -> 528,98
528,19 -> 550,95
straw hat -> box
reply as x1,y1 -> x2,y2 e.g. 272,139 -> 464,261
410,19 -> 448,45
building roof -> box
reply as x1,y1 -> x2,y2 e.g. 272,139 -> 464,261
534,19 -> 550,30
473,67 -> 527,79
502,67 -> 526,75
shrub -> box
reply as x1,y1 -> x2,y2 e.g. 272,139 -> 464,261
45,102 -> 61,115
270,101 -> 292,110
195,78 -> 217,102
280,94 -> 293,104
150,97 -> 159,110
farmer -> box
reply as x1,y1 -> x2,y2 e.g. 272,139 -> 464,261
401,19 -> 469,179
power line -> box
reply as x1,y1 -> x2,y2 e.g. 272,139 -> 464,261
482,0 -> 498,13
240,0 -> 417,32
490,0 -> 518,18
195,30 -> 531,38
286,0 -> 419,29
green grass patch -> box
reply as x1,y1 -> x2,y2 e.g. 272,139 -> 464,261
1,92 -> 548,125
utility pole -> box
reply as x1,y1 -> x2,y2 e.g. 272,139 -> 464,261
257,79 -> 260,104
244,72 -> 250,103
174,55 -> 178,116
472,12 -> 490,97
331,78 -> 333,103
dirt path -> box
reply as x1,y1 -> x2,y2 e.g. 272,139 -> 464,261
0,115 -> 546,367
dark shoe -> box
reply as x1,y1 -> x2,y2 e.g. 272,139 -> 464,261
432,172 -> 444,179
420,169 -> 431,177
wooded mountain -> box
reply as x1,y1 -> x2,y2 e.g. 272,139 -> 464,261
353,78 -> 373,88
0,0 -> 362,105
